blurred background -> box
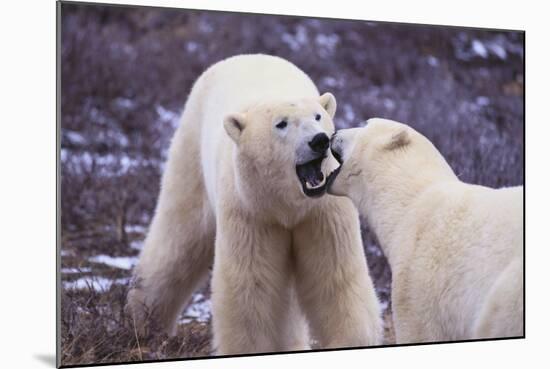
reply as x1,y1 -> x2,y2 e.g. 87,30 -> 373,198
60,2 -> 524,365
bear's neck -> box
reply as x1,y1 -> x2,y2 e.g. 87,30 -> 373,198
357,161 -> 458,267
233,154 -> 314,227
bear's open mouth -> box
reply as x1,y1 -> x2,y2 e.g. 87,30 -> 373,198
296,156 -> 341,198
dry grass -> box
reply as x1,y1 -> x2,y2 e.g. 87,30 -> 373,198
60,281 -> 393,365
60,284 -> 211,366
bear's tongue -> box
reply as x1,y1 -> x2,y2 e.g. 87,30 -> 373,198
297,157 -> 324,188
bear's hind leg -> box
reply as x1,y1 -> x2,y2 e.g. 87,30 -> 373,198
127,123 -> 215,336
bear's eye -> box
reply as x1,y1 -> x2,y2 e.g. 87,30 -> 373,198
315,114 -> 321,121
276,120 -> 288,129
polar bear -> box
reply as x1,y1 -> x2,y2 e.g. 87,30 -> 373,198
126,54 -> 382,355
328,118 -> 523,343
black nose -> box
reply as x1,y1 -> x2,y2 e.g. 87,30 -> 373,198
309,133 -> 329,154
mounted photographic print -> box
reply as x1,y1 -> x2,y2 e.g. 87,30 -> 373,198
57,1 -> 525,367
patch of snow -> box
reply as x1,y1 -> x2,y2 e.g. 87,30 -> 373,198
186,41 -> 198,53
383,98 -> 396,111
63,276 -> 129,291
60,148 -> 68,161
380,299 -> 389,313
281,34 -> 299,51
322,76 -> 338,88
61,267 -> 92,274
156,105 -> 180,129
427,56 -> 439,67
454,33 -> 522,62
89,254 -> 138,270
97,129 -> 130,148
179,293 -> 212,324
504,37 -> 524,58
343,104 -> 355,122
281,25 -> 309,52
476,96 -> 490,107
315,33 -> 340,57
89,107 -> 112,126
61,249 -> 72,257
114,97 -> 136,110
472,39 -> 488,58
130,239 -> 144,251
61,151 -> 159,176
65,131 -> 87,145
487,42 -> 507,60
125,224 -> 147,234
366,244 -> 383,257
90,153 -> 129,168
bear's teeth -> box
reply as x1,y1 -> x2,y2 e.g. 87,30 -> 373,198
322,153 -> 340,174
306,175 -> 326,189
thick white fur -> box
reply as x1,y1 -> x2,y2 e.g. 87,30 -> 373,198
329,118 -> 523,344
127,55 -> 382,354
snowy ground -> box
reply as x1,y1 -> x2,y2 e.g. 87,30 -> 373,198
61,224 -> 212,324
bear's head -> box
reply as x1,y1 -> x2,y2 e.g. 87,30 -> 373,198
224,93 -> 341,200
327,118 -> 455,204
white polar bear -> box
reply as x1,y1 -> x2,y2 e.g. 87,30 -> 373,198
328,118 -> 523,343
127,54 -> 382,354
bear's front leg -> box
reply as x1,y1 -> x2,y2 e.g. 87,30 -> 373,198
211,210 -> 297,355
292,197 -> 383,348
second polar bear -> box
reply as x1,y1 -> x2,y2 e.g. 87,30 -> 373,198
328,118 -> 523,343
127,55 -> 382,354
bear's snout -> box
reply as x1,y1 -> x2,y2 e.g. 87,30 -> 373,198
308,133 -> 330,154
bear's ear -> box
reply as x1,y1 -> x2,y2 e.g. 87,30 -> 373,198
385,129 -> 410,150
224,113 -> 247,143
319,92 -> 337,119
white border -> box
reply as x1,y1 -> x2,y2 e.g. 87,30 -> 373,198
1,0 -> 548,368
